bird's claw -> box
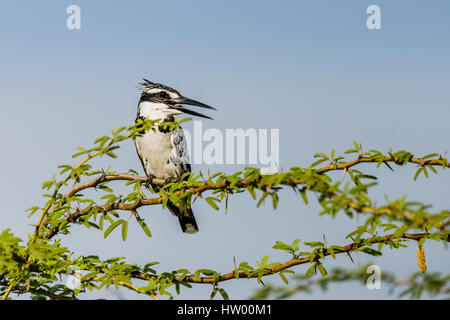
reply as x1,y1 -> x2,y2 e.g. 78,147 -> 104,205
144,175 -> 156,189
164,177 -> 177,185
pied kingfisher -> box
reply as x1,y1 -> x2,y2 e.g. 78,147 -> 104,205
134,79 -> 216,233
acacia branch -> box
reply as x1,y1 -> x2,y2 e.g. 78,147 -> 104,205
126,232 -> 448,285
87,277 -> 159,300
0,280 -> 78,300
250,266 -> 450,299
43,169 -> 448,240
6,121 -> 448,300
59,154 -> 450,202
317,155 -> 449,174
5,232 -> 447,299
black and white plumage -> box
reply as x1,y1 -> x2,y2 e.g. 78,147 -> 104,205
134,79 -> 216,233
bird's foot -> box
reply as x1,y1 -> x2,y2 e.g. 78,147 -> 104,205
163,177 -> 178,185
144,175 -> 156,189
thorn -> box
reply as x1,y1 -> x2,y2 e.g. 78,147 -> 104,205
192,194 -> 200,204
233,256 -> 237,272
131,209 -> 140,219
342,167 -> 348,180
346,251 -> 354,264
322,234 -> 328,250
274,161 -> 281,174
383,161 -> 394,172
359,143 -> 363,158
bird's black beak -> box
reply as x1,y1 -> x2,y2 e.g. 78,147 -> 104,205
169,96 -> 217,120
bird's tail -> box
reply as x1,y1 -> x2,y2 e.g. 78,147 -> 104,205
167,199 -> 198,234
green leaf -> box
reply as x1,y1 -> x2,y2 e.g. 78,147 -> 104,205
418,236 -> 427,247
106,150 -> 117,158
219,288 -> 229,300
273,239 -> 301,255
194,269 -> 217,281
422,166 -> 429,178
279,270 -> 294,284
300,190 -> 308,204
26,206 -> 40,217
428,165 -> 437,175
258,255 -> 270,268
94,136 -> 110,146
306,263 -> 316,277
328,248 -> 336,259
382,223 -> 397,232
99,214 -> 105,230
291,239 -> 301,251
304,241 -> 323,248
414,168 -> 423,181
237,261 -> 254,273
422,153 -> 438,160
309,158 -> 328,168
317,263 -> 327,277
257,191 -> 269,207
205,197 -> 220,210
271,192 -> 279,210
104,219 -> 124,238
272,241 -> 291,251
358,247 -> 382,256
121,220 -> 128,241
345,229 -> 360,239
41,180 -> 54,190
279,272 -> 289,284
210,287 -> 218,300
137,217 -> 152,238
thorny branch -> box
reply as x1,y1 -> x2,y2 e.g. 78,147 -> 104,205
1,121 -> 449,300
124,232 -> 448,285
41,153 -> 450,240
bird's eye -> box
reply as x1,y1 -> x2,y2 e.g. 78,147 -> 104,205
159,91 -> 168,99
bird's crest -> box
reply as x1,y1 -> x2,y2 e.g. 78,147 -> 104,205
139,78 -> 181,95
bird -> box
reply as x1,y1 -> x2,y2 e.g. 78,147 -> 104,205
134,79 -> 217,233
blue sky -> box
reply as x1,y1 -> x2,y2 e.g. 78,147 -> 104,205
0,0 -> 449,299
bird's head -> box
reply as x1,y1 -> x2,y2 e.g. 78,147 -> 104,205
138,79 -> 217,120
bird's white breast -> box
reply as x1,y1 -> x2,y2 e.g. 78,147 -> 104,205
135,129 -> 183,179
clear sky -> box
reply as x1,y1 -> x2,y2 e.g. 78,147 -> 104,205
0,0 -> 449,299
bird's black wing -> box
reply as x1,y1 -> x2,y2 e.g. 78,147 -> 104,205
168,127 -> 198,233
170,127 -> 191,175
